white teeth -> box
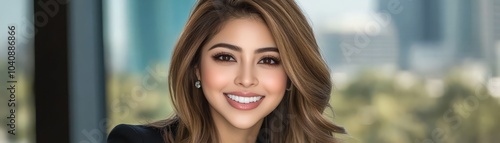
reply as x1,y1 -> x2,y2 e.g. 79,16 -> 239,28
227,94 -> 262,104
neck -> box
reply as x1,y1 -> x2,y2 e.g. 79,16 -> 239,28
210,108 -> 263,143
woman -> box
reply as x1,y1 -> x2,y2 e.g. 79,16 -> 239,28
107,0 -> 346,142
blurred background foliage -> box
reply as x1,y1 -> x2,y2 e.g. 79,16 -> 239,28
331,66 -> 500,143
106,67 -> 173,125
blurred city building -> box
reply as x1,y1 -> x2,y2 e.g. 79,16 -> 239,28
315,0 -> 500,77
105,0 -> 196,73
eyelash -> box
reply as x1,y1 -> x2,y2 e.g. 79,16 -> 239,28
211,52 -> 281,66
258,56 -> 281,66
212,52 -> 236,62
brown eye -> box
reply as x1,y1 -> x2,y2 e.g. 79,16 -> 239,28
258,57 -> 280,65
212,53 -> 236,62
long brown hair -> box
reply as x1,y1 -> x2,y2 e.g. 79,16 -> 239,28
149,0 -> 346,142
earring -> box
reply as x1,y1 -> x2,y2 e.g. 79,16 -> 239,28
195,80 -> 201,88
286,85 -> 292,91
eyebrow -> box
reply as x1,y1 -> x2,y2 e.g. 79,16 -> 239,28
208,43 -> 279,54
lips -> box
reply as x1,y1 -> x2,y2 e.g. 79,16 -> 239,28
224,92 -> 264,110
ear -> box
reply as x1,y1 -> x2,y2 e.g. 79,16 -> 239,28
195,64 -> 201,80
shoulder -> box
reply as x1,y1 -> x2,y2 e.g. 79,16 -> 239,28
107,124 -> 165,143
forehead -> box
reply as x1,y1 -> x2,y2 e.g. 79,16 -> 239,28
203,17 -> 277,50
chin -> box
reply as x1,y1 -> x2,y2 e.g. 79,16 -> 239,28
226,115 -> 264,129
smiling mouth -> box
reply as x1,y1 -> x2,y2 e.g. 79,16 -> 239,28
224,93 -> 264,104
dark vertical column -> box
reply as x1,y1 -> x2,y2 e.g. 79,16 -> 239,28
34,0 -> 70,143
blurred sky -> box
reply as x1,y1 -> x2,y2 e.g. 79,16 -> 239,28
0,0 -> 32,56
296,0 -> 377,31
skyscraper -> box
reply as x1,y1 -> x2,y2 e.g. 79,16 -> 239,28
378,0 -> 498,76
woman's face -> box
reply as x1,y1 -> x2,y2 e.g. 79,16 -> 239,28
196,17 -> 287,130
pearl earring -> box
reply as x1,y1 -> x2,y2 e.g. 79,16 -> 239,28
195,80 -> 201,88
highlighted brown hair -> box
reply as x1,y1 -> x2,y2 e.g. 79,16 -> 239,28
149,0 -> 346,142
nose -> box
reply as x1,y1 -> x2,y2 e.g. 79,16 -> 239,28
234,64 -> 258,88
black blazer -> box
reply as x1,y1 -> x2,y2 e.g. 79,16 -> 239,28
107,124 -> 165,143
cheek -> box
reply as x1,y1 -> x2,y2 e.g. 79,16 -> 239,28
258,68 -> 288,94
200,60 -> 234,92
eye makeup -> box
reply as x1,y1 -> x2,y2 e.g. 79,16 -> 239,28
211,51 -> 281,66
258,55 -> 280,66
212,52 -> 236,62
